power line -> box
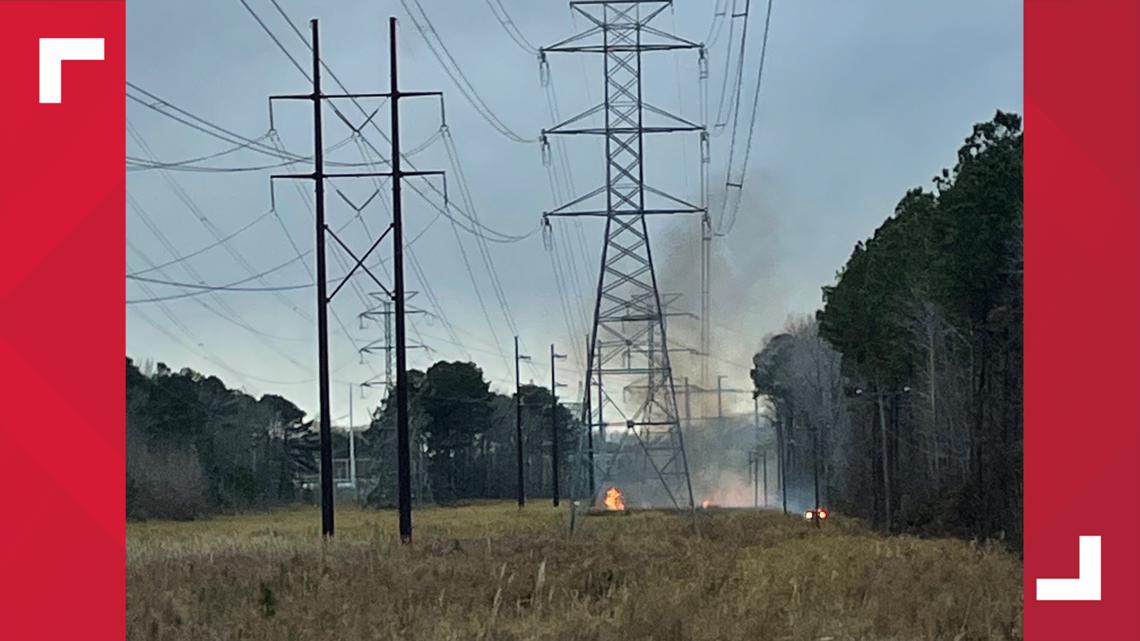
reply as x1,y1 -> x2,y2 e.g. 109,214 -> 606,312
126,208 -> 275,277
126,84 -> 306,162
435,136 -> 514,373
399,0 -> 538,144
128,300 -> 309,389
125,146 -> 444,304
255,0 -> 530,375
127,86 -> 442,170
124,132 -> 270,167
351,141 -> 474,363
250,0 -> 539,245
704,0 -> 731,47
440,130 -> 523,335
127,273 -> 313,292
126,237 -> 315,356
238,0 -> 536,382
128,121 -> 314,323
482,0 -> 538,54
711,0 -> 748,132
719,0 -> 774,236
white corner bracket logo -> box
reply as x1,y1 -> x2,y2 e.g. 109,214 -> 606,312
1036,535 -> 1102,601
39,38 -> 105,104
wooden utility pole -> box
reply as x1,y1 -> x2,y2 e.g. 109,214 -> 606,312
515,336 -> 531,508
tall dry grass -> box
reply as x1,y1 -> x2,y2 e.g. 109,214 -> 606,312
127,503 -> 1021,641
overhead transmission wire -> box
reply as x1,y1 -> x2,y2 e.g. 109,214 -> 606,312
128,274 -> 312,292
127,85 -> 441,171
263,7 -> 466,367
261,0 -> 520,368
482,0 -> 537,54
350,134 -> 476,364
125,91 -> 449,277
262,128 -> 396,380
128,120 -> 314,323
127,85 -> 370,167
126,226 -> 314,370
399,0 -> 537,144
721,0 -> 754,181
255,0 -> 532,371
537,140 -> 589,358
333,143 -> 450,367
239,0 -> 453,373
435,135 -> 519,372
125,105 -> 447,285
126,235 -> 307,348
711,0 -> 750,135
125,142 -> 355,173
440,129 -> 525,337
127,275 -> 296,391
124,205 -> 441,304
123,123 -> 360,172
402,54 -> 540,377
534,66 -> 584,370
541,155 -> 589,346
542,73 -> 593,289
433,143 -> 513,374
125,133 -> 270,167
539,54 -> 600,378
439,132 -> 547,379
123,5 -> 453,397
126,84 -> 303,160
548,236 -> 587,372
252,0 -> 537,245
538,66 -> 588,292
127,207 -> 275,277
129,116 -> 380,392
531,21 -> 598,378
126,91 -> 451,294
704,0 -> 731,48
719,0 -> 774,236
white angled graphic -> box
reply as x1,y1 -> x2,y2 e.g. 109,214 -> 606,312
39,38 -> 105,104
1036,535 -> 1102,601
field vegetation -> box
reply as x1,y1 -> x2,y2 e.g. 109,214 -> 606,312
128,503 -> 1021,641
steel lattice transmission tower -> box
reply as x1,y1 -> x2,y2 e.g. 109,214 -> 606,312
541,0 -> 704,509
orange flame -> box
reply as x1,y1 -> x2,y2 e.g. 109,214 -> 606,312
701,499 -> 712,509
603,487 -> 625,511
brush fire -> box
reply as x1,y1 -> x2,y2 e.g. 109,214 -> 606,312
602,487 -> 625,511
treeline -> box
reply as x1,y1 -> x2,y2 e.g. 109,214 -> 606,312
362,360 -> 582,505
126,358 -> 322,519
753,112 -> 1023,545
126,357 -> 581,518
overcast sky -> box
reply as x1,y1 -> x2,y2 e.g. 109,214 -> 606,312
125,0 -> 1023,422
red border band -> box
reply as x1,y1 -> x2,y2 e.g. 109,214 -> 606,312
0,3 -> 125,640
1025,1 -> 1140,639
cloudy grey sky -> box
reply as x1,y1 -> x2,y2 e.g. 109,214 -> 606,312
125,0 -> 1022,422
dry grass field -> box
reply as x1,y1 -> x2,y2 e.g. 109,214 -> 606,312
127,503 -> 1022,641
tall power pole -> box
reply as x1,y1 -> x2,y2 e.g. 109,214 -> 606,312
541,0 -> 704,509
583,334 -> 596,499
269,17 -> 443,542
359,294 -> 428,388
348,384 -> 356,491
515,336 -> 532,508
550,344 -> 568,506
761,448 -> 769,508
717,374 -> 727,419
311,20 -> 333,538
